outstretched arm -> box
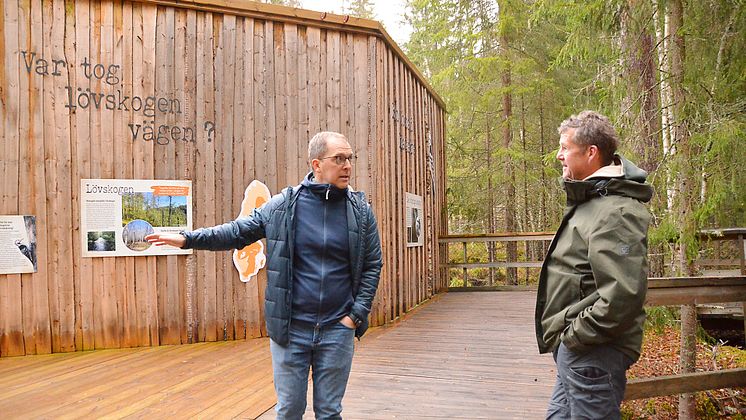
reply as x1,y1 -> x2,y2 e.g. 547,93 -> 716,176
145,192 -> 284,252
145,233 -> 186,248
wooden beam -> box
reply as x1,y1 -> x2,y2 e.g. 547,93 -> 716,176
646,287 -> 746,306
449,262 -> 544,269
439,232 -> 555,243
648,276 -> 746,288
698,228 -> 746,241
625,368 -> 746,400
448,285 -> 537,292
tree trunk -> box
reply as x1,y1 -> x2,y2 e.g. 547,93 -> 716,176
497,2 -> 517,284
622,0 -> 661,173
669,0 -> 696,417
487,120 -> 496,285
654,0 -> 675,211
168,196 -> 173,225
521,94 -> 530,283
635,4 -> 661,174
539,93 -> 548,255
501,47 -> 517,285
700,8 -> 737,202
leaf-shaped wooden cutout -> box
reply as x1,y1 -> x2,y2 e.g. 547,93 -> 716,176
232,180 -> 271,283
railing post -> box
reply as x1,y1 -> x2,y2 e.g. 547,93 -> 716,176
524,238 -> 530,285
740,234 -> 745,344
462,241 -> 468,287
488,240 -> 494,286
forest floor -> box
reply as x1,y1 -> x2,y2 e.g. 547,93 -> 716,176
621,325 -> 746,419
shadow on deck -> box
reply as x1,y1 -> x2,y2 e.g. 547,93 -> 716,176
0,292 -> 555,419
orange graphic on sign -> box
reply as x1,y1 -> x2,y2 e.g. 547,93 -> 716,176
232,180 -> 271,283
151,185 -> 190,196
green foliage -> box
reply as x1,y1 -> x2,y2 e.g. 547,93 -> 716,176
343,0 -> 376,19
644,306 -> 678,334
648,219 -> 679,247
532,0 -> 624,69
122,193 -> 188,228
696,323 -> 717,346
718,346 -> 746,368
405,0 -> 745,247
405,0 -> 569,235
621,398 -> 676,419
645,306 -> 717,345
696,394 -> 723,420
263,0 -> 301,6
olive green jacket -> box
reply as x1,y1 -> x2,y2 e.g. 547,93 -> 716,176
535,156 -> 653,361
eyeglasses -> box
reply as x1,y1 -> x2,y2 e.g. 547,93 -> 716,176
318,154 -> 357,166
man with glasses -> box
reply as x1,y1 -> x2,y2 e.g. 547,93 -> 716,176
146,131 -> 382,419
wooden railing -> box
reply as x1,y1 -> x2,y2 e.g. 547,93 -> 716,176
439,232 -> 554,290
625,275 -> 746,400
441,232 -> 746,401
439,229 -> 746,400
441,230 -> 746,290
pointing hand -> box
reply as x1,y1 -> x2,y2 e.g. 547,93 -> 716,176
145,233 -> 186,248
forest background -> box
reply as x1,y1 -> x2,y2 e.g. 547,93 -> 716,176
401,2 -> 746,417
402,0 -> 744,279
402,2 -> 746,417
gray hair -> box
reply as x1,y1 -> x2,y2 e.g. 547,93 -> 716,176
307,131 -> 347,162
558,110 -> 619,164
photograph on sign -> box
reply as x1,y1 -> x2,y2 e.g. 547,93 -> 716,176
406,193 -> 424,247
81,179 -> 193,257
0,215 -> 37,274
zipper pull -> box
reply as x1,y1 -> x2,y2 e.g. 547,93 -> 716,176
326,187 -> 330,200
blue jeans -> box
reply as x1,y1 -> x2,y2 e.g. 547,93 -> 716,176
546,342 -> 633,420
270,319 -> 356,420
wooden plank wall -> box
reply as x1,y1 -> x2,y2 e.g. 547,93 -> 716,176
0,0 -> 446,357
370,38 -> 447,324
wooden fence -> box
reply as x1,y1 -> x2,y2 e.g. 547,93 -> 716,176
441,232 -> 746,400
439,232 -> 553,290
0,0 -> 447,357
625,275 -> 746,400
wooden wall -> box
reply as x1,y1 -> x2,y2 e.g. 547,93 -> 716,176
0,0 -> 447,357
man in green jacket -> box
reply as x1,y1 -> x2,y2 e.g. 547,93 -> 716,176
535,111 -> 653,419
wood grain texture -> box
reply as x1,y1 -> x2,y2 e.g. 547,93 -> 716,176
0,0 -> 447,356
0,0 -> 24,357
0,338 -> 275,418
626,368 -> 746,400
1,293 -> 554,418
255,291 -> 556,419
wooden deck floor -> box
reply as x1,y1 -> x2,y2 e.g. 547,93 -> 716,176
0,338 -> 276,419
0,292 -> 555,419
265,291 -> 556,419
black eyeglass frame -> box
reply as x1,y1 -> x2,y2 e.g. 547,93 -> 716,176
317,154 -> 357,165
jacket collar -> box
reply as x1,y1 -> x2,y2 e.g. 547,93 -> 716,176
302,172 -> 349,201
561,155 -> 654,206
583,162 -> 623,180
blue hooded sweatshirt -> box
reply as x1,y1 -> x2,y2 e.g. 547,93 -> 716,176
291,174 -> 354,325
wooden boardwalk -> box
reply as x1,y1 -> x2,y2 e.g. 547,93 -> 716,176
263,291 -> 555,419
0,339 -> 276,419
0,292 -> 554,419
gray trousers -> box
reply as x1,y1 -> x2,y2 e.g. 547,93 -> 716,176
546,342 -> 634,420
